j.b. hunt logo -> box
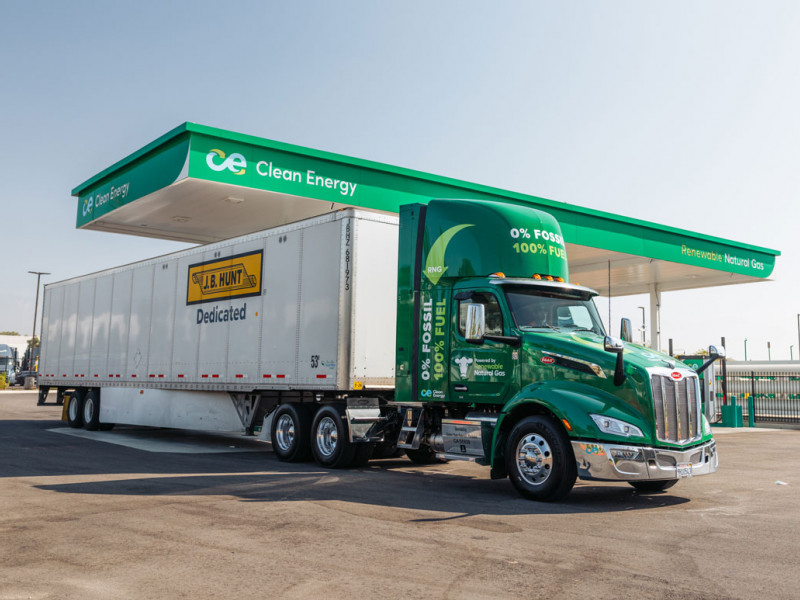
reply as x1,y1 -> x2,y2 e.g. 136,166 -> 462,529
206,148 -> 247,175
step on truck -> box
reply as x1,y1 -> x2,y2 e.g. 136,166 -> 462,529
39,199 -> 720,501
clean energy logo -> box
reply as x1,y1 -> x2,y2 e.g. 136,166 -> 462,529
81,196 -> 94,217
206,148 -> 247,175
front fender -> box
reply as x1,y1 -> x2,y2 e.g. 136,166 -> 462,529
490,381 -> 651,470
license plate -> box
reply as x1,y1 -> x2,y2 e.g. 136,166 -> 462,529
676,463 -> 693,478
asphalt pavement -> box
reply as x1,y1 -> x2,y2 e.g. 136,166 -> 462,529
1,390 -> 798,599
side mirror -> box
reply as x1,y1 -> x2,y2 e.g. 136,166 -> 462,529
604,336 -> 624,353
695,345 -> 726,374
620,318 -> 633,343
604,336 -> 626,386
465,303 -> 485,344
709,345 -> 726,358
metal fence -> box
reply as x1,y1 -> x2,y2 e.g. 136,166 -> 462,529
715,371 -> 800,425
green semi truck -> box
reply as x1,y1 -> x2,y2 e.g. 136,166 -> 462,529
386,199 -> 719,500
40,198 -> 719,501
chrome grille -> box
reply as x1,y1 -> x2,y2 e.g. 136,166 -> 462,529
651,374 -> 701,444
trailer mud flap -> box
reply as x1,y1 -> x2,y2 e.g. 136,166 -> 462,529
346,397 -> 383,442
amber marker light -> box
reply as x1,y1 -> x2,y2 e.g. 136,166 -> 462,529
562,418 -> 573,431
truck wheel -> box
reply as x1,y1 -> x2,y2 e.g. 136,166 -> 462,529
66,390 -> 85,429
83,390 -> 101,431
505,415 -> 576,502
271,403 -> 312,462
405,445 -> 443,465
352,442 -> 375,467
372,439 -> 403,459
629,480 -> 678,493
311,405 -> 356,468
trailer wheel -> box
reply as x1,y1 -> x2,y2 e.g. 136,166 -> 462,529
629,479 -> 678,493
270,404 -> 312,462
505,415 -> 576,502
311,405 -> 356,468
66,390 -> 85,429
83,390 -> 101,431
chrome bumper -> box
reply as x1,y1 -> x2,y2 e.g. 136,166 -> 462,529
571,439 -> 718,482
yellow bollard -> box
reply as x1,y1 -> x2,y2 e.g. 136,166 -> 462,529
61,394 -> 71,422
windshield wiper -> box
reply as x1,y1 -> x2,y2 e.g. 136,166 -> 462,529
520,324 -> 560,332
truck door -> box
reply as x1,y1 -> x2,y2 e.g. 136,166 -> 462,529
449,290 -> 516,404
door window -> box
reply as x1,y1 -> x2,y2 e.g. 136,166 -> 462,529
458,292 -> 503,337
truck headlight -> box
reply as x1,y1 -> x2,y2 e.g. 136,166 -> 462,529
590,414 -> 644,438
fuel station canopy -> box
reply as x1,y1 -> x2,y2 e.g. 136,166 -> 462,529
72,122 -> 779,348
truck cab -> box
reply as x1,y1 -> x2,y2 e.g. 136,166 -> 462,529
392,199 -> 718,500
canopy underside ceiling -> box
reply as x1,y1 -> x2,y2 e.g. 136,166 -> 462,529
81,178 -> 766,297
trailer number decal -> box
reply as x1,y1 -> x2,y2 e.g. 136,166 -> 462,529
187,250 -> 263,305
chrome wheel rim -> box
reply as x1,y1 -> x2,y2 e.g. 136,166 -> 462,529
516,433 -> 553,486
274,414 -> 296,452
68,397 -> 79,421
83,397 -> 95,423
316,416 -> 338,458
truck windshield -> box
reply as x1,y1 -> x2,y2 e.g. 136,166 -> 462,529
504,286 -> 606,335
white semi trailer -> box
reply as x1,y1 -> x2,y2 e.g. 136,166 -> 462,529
39,209 -> 398,437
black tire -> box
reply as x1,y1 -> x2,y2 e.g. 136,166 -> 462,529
311,404 -> 356,468
372,439 -> 403,459
629,479 -> 678,493
505,415 -> 577,502
405,445 -> 443,465
82,390 -> 101,431
352,442 -> 375,467
66,390 -> 85,429
270,403 -> 312,462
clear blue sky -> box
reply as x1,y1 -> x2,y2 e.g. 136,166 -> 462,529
1,1 -> 798,360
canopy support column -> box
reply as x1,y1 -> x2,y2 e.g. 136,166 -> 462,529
649,283 -> 661,351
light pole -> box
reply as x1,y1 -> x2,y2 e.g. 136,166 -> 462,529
28,271 -> 50,365
767,341 -> 771,361
791,345 -> 795,361
637,306 -> 646,345
744,338 -> 748,361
